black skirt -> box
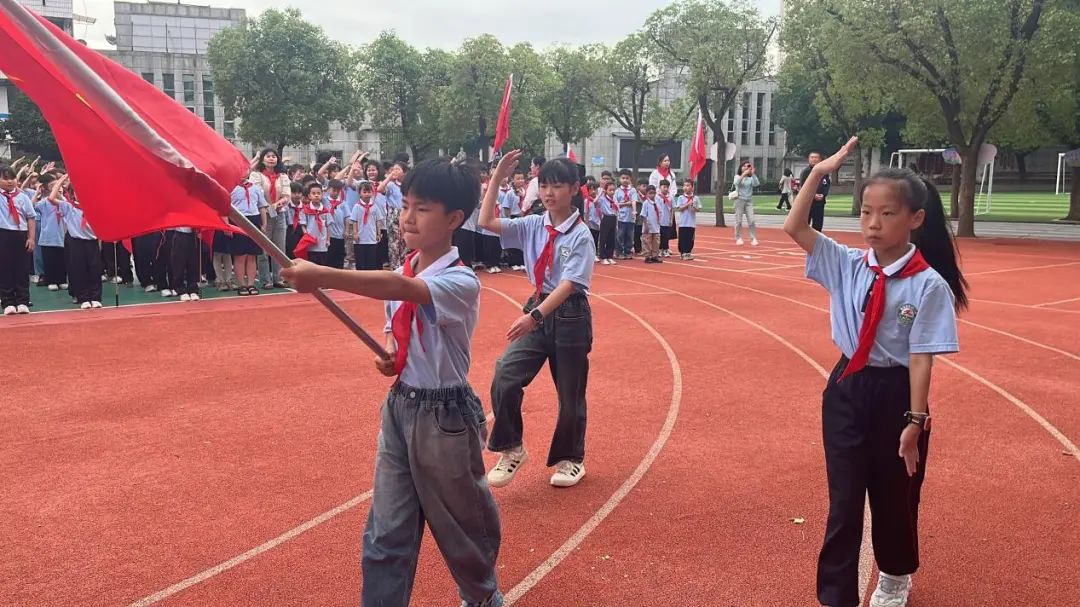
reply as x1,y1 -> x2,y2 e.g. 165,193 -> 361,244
231,214 -> 263,256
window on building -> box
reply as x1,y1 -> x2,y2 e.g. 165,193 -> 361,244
768,123 -> 776,146
141,72 -> 155,85
755,93 -> 765,146
726,109 -> 735,143
741,92 -> 751,146
202,77 -> 214,107
162,73 -> 175,99
182,74 -> 195,105
223,120 -> 236,139
203,106 -> 215,129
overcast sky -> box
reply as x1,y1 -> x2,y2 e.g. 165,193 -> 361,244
75,0 -> 782,50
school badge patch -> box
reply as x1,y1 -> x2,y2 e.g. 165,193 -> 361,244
559,246 -> 571,262
897,303 -> 918,327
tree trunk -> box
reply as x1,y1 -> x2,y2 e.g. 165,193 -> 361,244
1067,166 -> 1080,222
276,142 -> 285,163
1016,152 -> 1028,184
957,150 -> 979,237
631,135 -> 642,178
850,142 -> 864,216
950,165 -> 960,219
714,162 -> 727,228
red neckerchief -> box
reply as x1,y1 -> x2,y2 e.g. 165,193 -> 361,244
358,200 -> 375,226
2,189 -> 20,228
261,170 -> 278,203
240,182 -> 254,212
603,194 -> 617,215
839,249 -> 931,382
659,194 -> 672,213
289,202 -> 303,229
327,195 -> 344,214
304,202 -> 327,231
392,251 -> 465,375
646,198 -> 660,224
532,214 -> 581,299
657,166 -> 671,180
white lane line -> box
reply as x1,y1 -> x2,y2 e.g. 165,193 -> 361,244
594,291 -> 677,297
129,491 -> 373,606
595,273 -> 876,602
1035,296 -> 1080,308
968,298 -> 1080,314
965,261 -> 1080,276
503,293 -> 683,605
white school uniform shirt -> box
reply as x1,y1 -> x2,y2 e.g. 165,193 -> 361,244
302,203 -> 333,252
614,186 -> 639,223
461,206 -> 479,232
0,188 -> 35,231
499,210 -> 595,294
640,198 -> 662,234
56,201 -> 97,240
285,203 -> 305,229
324,195 -> 349,240
806,232 -> 959,367
598,193 -> 618,218
383,180 -> 403,211
675,194 -> 701,228
349,200 -> 384,245
497,188 -> 516,218
522,177 -> 540,212
231,182 -> 268,216
35,200 -> 66,247
383,247 -> 479,389
584,195 -> 601,229
657,193 -> 674,227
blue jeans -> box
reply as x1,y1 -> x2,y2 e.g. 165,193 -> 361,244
362,382 -> 502,607
616,221 -> 635,256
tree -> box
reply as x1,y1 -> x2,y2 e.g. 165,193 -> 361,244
539,46 -> 606,156
582,35 -> 658,177
781,0 -> 892,215
773,67 -> 846,158
441,35 -> 510,162
358,32 -> 431,161
645,0 -> 776,227
505,43 -> 554,157
206,9 -> 361,157
823,0 -> 1051,237
1,89 -> 61,161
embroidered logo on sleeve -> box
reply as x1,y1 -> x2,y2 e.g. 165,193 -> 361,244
897,303 -> 918,327
559,246 -> 571,262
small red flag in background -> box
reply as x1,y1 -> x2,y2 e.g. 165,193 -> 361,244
293,233 -> 318,260
689,110 -> 707,181
0,0 -> 249,241
492,74 -> 513,154
567,145 -> 578,164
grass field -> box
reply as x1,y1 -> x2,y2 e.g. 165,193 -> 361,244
703,191 -> 1074,223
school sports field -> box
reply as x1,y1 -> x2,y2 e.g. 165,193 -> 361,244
703,191 -> 1075,223
3,226 -> 1079,606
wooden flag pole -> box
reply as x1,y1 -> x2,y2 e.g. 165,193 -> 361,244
228,209 -> 390,360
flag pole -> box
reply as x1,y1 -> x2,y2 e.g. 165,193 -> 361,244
228,209 -> 390,360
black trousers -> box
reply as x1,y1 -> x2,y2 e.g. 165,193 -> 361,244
200,239 -> 214,282
285,225 -> 304,260
376,231 -> 389,267
327,238 -> 346,269
308,250 -> 328,267
354,243 -> 379,271
170,232 -> 200,295
453,229 -> 476,266
817,356 -> 929,607
633,222 -> 643,253
42,245 -> 67,286
777,193 -> 791,210
101,242 -> 133,283
154,231 -> 175,291
659,225 -> 673,251
809,200 -> 826,232
677,227 -> 696,254
0,228 -> 31,307
589,228 -> 600,251
504,248 -> 524,267
481,234 -> 502,268
66,236 -> 102,304
488,294 -> 592,466
133,232 -> 162,287
598,215 -> 617,260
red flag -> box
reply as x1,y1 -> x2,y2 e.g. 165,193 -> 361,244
0,1 -> 249,241
567,145 -> 578,164
689,111 -> 707,181
492,74 -> 513,153
293,233 -> 318,260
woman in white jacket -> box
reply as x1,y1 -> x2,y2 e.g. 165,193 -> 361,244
249,149 -> 290,288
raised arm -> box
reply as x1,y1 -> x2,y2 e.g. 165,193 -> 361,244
47,174 -> 69,204
479,150 -> 522,235
784,137 -> 857,252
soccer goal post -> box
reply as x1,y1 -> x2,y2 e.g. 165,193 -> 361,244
1056,152 -> 1069,195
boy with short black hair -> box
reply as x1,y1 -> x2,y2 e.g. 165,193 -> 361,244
479,151 -> 595,490
347,181 -> 385,271
614,169 -> 638,260
325,179 -> 349,269
300,182 -> 331,266
676,178 -> 702,260
640,184 -> 662,263
657,179 -> 675,257
282,158 -> 503,607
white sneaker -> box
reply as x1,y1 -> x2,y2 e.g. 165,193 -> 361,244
163,289 -> 175,297
30,275 -> 39,283
870,573 -> 912,607
751,238 -> 759,246
487,448 -> 528,488
144,285 -> 157,293
550,460 -> 585,487
91,301 -> 102,309
48,284 -> 59,291
180,293 -> 191,302
735,238 -> 744,246
190,293 -> 201,301
609,258 -> 617,265
487,267 -> 498,274
60,283 -> 69,289
3,306 -> 15,316
16,304 -> 30,314
594,256 -> 600,262
112,276 -> 123,284
80,301 -> 92,310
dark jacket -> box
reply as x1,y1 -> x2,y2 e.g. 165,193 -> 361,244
798,165 -> 831,201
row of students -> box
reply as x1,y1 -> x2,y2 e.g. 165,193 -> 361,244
585,174 -> 702,264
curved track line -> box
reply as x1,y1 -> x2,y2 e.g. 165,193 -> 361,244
503,293 -> 683,605
629,264 -> 1080,462
596,273 -> 875,602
